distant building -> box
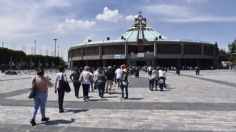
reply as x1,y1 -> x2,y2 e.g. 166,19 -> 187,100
68,13 -> 218,68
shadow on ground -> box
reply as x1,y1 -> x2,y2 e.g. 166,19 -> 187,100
65,108 -> 89,113
126,97 -> 143,100
41,119 -> 75,126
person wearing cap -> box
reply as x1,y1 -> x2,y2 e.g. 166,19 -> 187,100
121,68 -> 129,99
80,66 -> 93,101
30,68 -> 52,126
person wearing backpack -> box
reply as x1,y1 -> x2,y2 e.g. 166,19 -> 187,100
30,68 -> 52,126
55,65 -> 68,113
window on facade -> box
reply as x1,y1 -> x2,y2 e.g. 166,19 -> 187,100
128,45 -> 153,54
184,45 -> 201,55
83,47 -> 99,56
103,45 -> 125,55
204,45 -> 214,55
71,49 -> 82,57
157,44 -> 181,54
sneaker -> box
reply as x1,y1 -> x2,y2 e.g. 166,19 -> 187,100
41,117 -> 50,122
30,119 -> 36,126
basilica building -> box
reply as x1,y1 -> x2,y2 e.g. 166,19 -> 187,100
68,13 -> 218,68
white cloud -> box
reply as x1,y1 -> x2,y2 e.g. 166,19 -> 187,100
55,19 -> 96,34
186,0 -> 208,3
96,7 -> 122,22
45,0 -> 72,7
0,2 -> 46,38
145,4 -> 236,23
125,15 -> 138,21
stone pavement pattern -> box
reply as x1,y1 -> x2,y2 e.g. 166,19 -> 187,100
0,70 -> 236,132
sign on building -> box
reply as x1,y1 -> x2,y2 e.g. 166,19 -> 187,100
114,54 -> 126,59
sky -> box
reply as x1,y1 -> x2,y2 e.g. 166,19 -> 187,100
1,0 -> 236,61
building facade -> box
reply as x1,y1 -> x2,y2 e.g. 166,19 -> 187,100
68,13 -> 218,69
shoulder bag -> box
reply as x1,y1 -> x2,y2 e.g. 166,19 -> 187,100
28,77 -> 37,99
59,73 -> 71,93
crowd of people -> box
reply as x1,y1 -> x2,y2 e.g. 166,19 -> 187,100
29,65 -> 130,126
28,64 -> 209,126
146,66 -> 167,91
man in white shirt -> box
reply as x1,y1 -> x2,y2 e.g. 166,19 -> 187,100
158,68 -> 166,90
115,67 -> 123,89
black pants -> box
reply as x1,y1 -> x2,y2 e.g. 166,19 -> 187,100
82,84 -> 90,99
73,81 -> 81,97
149,79 -> 154,91
58,88 -> 65,111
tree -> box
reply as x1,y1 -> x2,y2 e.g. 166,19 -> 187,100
218,49 -> 230,62
228,39 -> 236,64
0,47 -> 64,69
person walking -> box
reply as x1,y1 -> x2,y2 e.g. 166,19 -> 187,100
115,66 -> 123,89
30,68 -> 52,126
121,68 -> 129,99
93,67 -> 99,91
70,68 -> 81,98
80,66 -> 93,101
195,66 -> 200,75
55,65 -> 68,113
95,68 -> 106,98
152,68 -> 159,91
158,68 -> 165,91
104,66 -> 114,94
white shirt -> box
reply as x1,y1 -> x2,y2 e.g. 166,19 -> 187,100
148,66 -> 152,72
93,71 -> 99,81
115,68 -> 123,79
158,70 -> 164,77
55,72 -> 67,88
81,71 -> 93,84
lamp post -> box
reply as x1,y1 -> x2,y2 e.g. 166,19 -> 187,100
34,40 -> 36,55
54,39 -> 57,57
57,45 -> 59,57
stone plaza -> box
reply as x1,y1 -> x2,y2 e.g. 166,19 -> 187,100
0,69 -> 236,132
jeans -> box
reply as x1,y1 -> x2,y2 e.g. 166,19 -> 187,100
121,81 -> 128,98
58,88 -> 65,111
31,90 -> 48,120
97,83 -> 105,98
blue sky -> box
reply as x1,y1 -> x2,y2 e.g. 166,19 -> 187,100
1,0 -> 236,60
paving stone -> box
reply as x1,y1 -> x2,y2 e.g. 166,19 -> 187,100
0,70 -> 235,131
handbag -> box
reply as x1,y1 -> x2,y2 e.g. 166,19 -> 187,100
28,77 -> 37,99
59,73 -> 71,93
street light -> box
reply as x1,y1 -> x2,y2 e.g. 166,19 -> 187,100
54,39 -> 57,57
